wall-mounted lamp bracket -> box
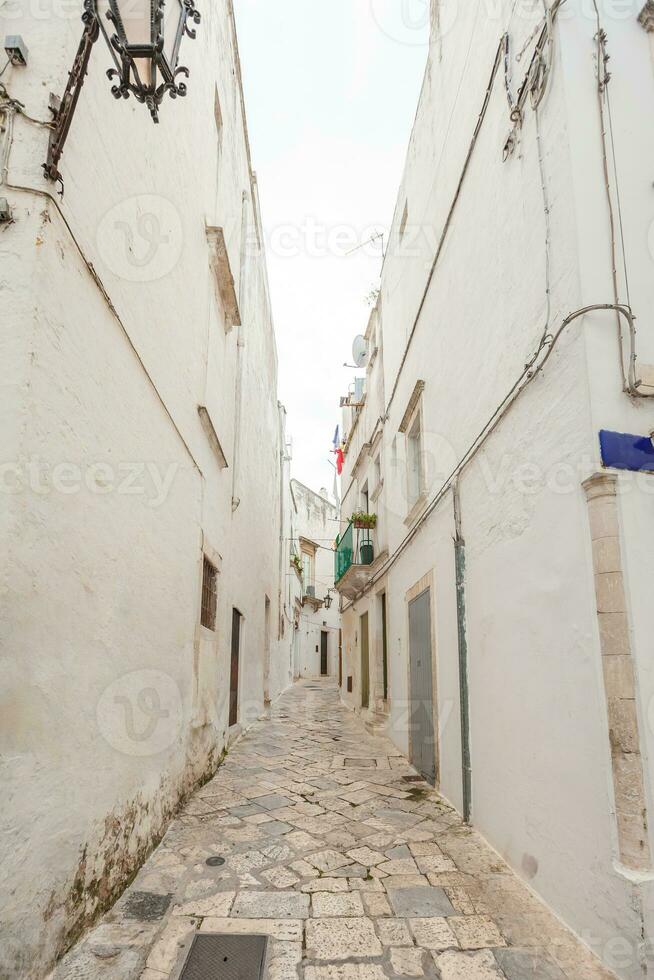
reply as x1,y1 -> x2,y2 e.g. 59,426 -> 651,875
43,5 -> 99,186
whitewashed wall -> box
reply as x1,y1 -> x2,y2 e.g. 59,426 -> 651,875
0,3 -> 289,977
337,2 -> 654,976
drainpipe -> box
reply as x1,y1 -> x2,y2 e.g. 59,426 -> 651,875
453,480 -> 472,824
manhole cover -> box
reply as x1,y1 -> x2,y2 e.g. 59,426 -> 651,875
206,856 -> 226,867
123,891 -> 171,921
179,933 -> 268,980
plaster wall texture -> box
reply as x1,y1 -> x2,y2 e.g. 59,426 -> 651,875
290,480 -> 341,679
0,3 -> 290,977
337,2 -> 654,976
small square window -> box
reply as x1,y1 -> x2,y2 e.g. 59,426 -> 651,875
407,413 -> 423,507
201,556 -> 218,631
214,86 -> 224,135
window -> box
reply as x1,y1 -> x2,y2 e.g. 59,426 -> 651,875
301,549 -> 315,588
361,482 -> 369,514
214,87 -> 223,133
214,86 -> 224,182
373,454 -> 381,490
399,200 -> 409,242
407,413 -> 423,508
201,556 -> 218,630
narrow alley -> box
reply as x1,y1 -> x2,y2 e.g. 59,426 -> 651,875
52,681 -> 613,980
3,4 -> 654,977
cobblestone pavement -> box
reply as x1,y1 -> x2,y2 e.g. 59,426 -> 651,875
53,680 -> 615,980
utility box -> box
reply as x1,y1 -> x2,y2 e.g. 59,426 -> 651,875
4,36 -> 29,66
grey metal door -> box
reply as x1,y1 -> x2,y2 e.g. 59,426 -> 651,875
360,613 -> 370,709
408,588 -> 436,783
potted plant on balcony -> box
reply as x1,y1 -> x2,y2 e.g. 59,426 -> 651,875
291,554 -> 302,576
350,513 -> 376,566
359,539 -> 375,566
351,512 -> 377,530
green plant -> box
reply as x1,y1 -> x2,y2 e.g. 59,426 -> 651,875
350,511 -> 377,529
291,554 -> 302,575
365,285 -> 380,308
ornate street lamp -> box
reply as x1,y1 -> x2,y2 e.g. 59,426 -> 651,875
44,0 -> 200,184
99,0 -> 201,121
323,590 -> 334,610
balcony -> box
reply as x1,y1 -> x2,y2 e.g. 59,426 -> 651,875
302,585 -> 324,612
334,520 -> 388,600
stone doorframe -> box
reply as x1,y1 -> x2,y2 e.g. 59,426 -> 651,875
583,472 -> 651,871
404,571 -> 440,787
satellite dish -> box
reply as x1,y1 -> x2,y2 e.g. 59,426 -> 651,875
352,335 -> 369,369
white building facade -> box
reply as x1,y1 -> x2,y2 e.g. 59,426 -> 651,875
0,4 -> 291,977
336,3 -> 654,977
289,480 -> 341,682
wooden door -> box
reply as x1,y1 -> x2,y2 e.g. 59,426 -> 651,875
381,592 -> 389,701
229,608 -> 241,727
320,631 -> 328,675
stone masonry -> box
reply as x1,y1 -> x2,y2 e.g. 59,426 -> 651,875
51,681 -> 615,980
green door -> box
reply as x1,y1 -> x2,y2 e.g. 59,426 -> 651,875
360,612 -> 370,709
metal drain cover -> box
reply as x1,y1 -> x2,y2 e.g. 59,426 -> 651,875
179,934 -> 268,980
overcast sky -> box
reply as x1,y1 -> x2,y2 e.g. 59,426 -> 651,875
233,0 -> 430,497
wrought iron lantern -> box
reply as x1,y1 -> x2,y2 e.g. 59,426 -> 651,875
44,0 -> 200,184
98,0 -> 201,122
323,590 -> 334,610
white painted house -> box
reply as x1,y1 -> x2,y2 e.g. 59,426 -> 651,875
336,2 -> 654,976
0,3 -> 291,976
289,480 -> 341,682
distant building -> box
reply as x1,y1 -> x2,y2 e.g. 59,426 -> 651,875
335,3 -> 654,977
289,480 -> 341,681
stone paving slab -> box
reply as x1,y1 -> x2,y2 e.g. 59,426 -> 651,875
50,680 -> 616,980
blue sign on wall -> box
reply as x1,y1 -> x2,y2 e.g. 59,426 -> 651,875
599,430 -> 654,474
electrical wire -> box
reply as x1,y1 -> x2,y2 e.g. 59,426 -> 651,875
0,102 -> 203,473
589,12 -> 628,391
341,3 -> 652,609
344,302 -> 636,607
384,29 -> 502,422
533,105 -> 552,347
0,83 -> 54,128
385,1 -> 565,422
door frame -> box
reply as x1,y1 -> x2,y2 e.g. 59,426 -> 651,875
405,572 -> 439,785
375,585 -> 389,705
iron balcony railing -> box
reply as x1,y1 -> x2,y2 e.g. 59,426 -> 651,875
334,521 -> 375,583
